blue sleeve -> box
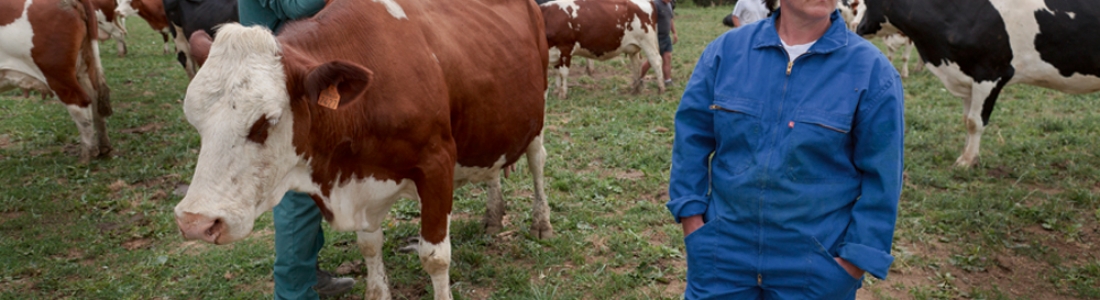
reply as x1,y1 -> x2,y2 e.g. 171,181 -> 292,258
260,0 -> 325,20
666,38 -> 722,223
837,66 -> 904,280
239,0 -> 325,31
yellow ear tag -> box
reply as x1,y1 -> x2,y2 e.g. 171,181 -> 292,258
318,85 -> 340,110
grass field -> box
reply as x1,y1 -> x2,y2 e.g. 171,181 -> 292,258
2,3 -> 1098,299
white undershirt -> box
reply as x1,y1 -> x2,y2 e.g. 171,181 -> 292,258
781,39 -> 817,63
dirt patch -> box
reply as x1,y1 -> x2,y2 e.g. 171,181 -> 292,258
855,227 -> 1099,300
615,169 -> 646,180
122,238 -> 153,250
0,211 -> 23,225
108,179 -> 131,193
0,134 -> 12,149
0,277 -> 34,295
119,122 -> 163,134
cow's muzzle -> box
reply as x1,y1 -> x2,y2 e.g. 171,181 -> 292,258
176,212 -> 226,244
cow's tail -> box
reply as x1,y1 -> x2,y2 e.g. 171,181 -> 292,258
77,0 -> 112,117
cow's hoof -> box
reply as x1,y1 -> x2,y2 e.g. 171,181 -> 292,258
952,157 -> 978,168
97,145 -> 114,159
530,224 -> 554,239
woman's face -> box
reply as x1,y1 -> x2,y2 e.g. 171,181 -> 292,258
781,0 -> 835,20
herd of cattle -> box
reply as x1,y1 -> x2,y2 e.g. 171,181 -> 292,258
3,0 -> 1100,298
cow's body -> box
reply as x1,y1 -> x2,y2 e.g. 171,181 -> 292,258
162,0 -> 237,78
541,0 -> 664,99
172,0 -> 550,299
837,0 -> 920,78
91,0 -> 128,56
855,0 -> 1100,167
1,0 -> 112,162
117,0 -> 172,55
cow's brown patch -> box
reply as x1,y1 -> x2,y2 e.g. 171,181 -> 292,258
309,194 -> 335,222
0,0 -> 22,26
246,115 -> 271,145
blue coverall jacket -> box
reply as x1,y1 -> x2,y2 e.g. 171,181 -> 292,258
667,9 -> 904,299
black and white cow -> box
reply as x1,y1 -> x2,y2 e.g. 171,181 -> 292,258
855,0 -> 1100,167
162,0 -> 237,78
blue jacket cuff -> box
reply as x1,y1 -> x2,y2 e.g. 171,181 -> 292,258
666,199 -> 707,223
838,243 -> 895,279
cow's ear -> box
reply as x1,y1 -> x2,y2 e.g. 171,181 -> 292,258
189,30 -> 213,67
303,61 -> 373,110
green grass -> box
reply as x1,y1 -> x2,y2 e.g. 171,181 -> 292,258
2,3 -> 1099,299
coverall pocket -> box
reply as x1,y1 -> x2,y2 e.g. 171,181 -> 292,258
710,96 -> 762,176
784,109 -> 857,181
684,218 -> 719,287
804,237 -> 862,299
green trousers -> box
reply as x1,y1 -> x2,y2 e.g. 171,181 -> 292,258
273,191 -> 324,300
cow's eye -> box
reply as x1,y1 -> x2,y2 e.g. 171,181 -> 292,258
246,114 -> 272,144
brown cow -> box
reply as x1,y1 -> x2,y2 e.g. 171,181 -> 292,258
541,0 -> 664,99
1,0 -> 112,162
91,0 -> 128,57
117,0 -> 173,55
172,0 -> 550,298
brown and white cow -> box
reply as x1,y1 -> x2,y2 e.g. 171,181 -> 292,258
541,0 -> 665,99
116,0 -> 172,55
1,0 -> 112,162
92,0 -> 128,57
172,0 -> 550,298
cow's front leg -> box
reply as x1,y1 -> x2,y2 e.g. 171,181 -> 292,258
415,160 -> 455,300
357,229 -> 391,300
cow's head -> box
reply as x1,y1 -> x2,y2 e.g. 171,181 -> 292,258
852,0 -> 898,37
174,24 -> 373,244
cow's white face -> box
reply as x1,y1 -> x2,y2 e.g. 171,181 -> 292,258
116,0 -> 138,17
174,25 -> 304,244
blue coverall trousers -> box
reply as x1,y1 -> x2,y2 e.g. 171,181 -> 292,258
273,191 -> 324,300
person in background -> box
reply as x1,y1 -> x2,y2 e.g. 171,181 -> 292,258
237,0 -> 356,298
639,0 -> 677,86
723,0 -> 770,27
668,0 -> 905,298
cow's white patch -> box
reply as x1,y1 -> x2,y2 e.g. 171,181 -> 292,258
1067,12 -> 1075,19
629,0 -> 653,15
95,10 -> 127,40
357,229 -> 391,299
65,104 -> 96,152
986,0 -> 1100,93
323,176 -> 417,231
372,0 -> 407,20
115,0 -> 138,16
419,220 -> 452,298
454,155 -> 506,186
924,60 -> 972,99
550,0 -> 581,18
0,0 -> 48,89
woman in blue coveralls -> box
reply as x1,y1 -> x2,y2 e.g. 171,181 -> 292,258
667,0 -> 905,298
237,0 -> 355,298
